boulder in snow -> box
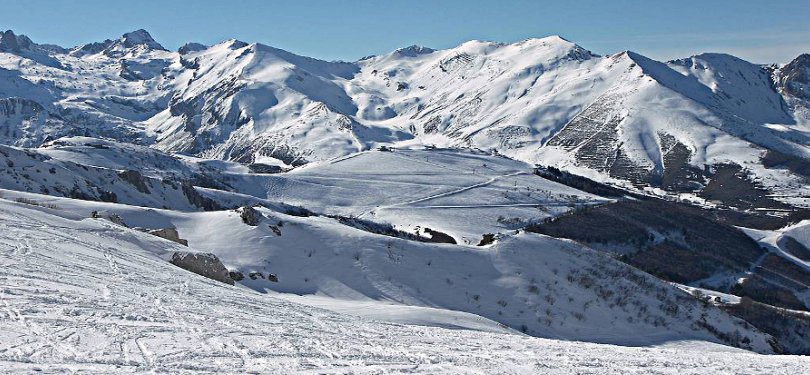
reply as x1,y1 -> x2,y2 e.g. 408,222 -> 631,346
170,251 -> 234,285
238,205 -> 261,226
148,228 -> 189,246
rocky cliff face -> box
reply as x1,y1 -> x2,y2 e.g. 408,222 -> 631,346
776,54 -> 810,101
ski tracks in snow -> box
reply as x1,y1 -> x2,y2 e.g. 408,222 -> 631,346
0,199 -> 809,373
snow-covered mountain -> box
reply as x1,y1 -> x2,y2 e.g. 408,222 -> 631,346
1,29 -> 810,205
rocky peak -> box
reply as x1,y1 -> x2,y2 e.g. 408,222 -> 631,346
70,29 -> 165,57
0,30 -> 21,52
393,45 -> 435,57
178,42 -> 207,54
781,54 -> 810,83
69,39 -> 114,57
225,39 -> 249,50
118,29 -> 165,50
776,54 -> 810,100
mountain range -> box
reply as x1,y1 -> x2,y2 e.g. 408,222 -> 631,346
2,28 -> 809,199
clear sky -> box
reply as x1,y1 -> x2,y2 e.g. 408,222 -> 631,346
1,0 -> 808,64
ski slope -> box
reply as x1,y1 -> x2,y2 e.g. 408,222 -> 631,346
0,188 -> 779,352
1,197 -> 808,373
1,138 -> 607,243
259,148 -> 608,242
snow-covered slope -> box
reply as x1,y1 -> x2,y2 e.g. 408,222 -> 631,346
3,134 -> 809,353
1,28 -> 809,204
0,137 -> 607,241
4,198 -> 809,372
257,148 -> 608,242
0,139 -> 222,211
0,189 -> 780,352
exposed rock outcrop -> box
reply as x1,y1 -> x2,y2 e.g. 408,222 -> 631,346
178,42 -> 207,55
776,54 -> 810,100
117,170 -> 151,194
148,228 -> 189,246
422,227 -> 457,244
238,205 -> 261,226
228,270 -> 244,281
170,251 -> 234,285
0,30 -> 21,52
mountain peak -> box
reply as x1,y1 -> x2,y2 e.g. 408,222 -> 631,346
393,45 -> 435,57
70,29 -> 167,57
512,35 -> 597,60
516,35 -> 572,45
0,29 -> 35,52
547,34 -> 571,43
222,39 -> 249,50
450,39 -> 504,55
615,50 -> 653,65
777,53 -> 810,99
786,53 -> 810,68
672,52 -> 753,68
178,42 -> 208,54
0,30 -> 20,52
118,29 -> 165,50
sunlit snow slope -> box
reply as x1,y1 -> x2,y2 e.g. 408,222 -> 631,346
0,188 -> 780,352
2,29 -> 810,203
3,197 -> 810,373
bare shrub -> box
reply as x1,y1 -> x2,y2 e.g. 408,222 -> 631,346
14,197 -> 60,210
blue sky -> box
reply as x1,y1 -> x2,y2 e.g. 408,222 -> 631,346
1,0 -> 808,63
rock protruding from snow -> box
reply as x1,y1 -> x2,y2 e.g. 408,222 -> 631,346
68,40 -> 112,56
238,205 -> 261,226
178,42 -> 207,54
117,170 -> 151,194
148,228 -> 189,246
170,251 -> 234,285
393,45 -> 435,57
225,39 -> 248,50
0,30 -> 36,52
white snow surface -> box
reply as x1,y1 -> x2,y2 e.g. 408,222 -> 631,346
0,188 -> 780,351
1,138 -> 607,241
2,197 -> 809,373
258,148 -> 608,242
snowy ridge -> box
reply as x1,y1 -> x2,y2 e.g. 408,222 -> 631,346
0,28 -> 809,202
